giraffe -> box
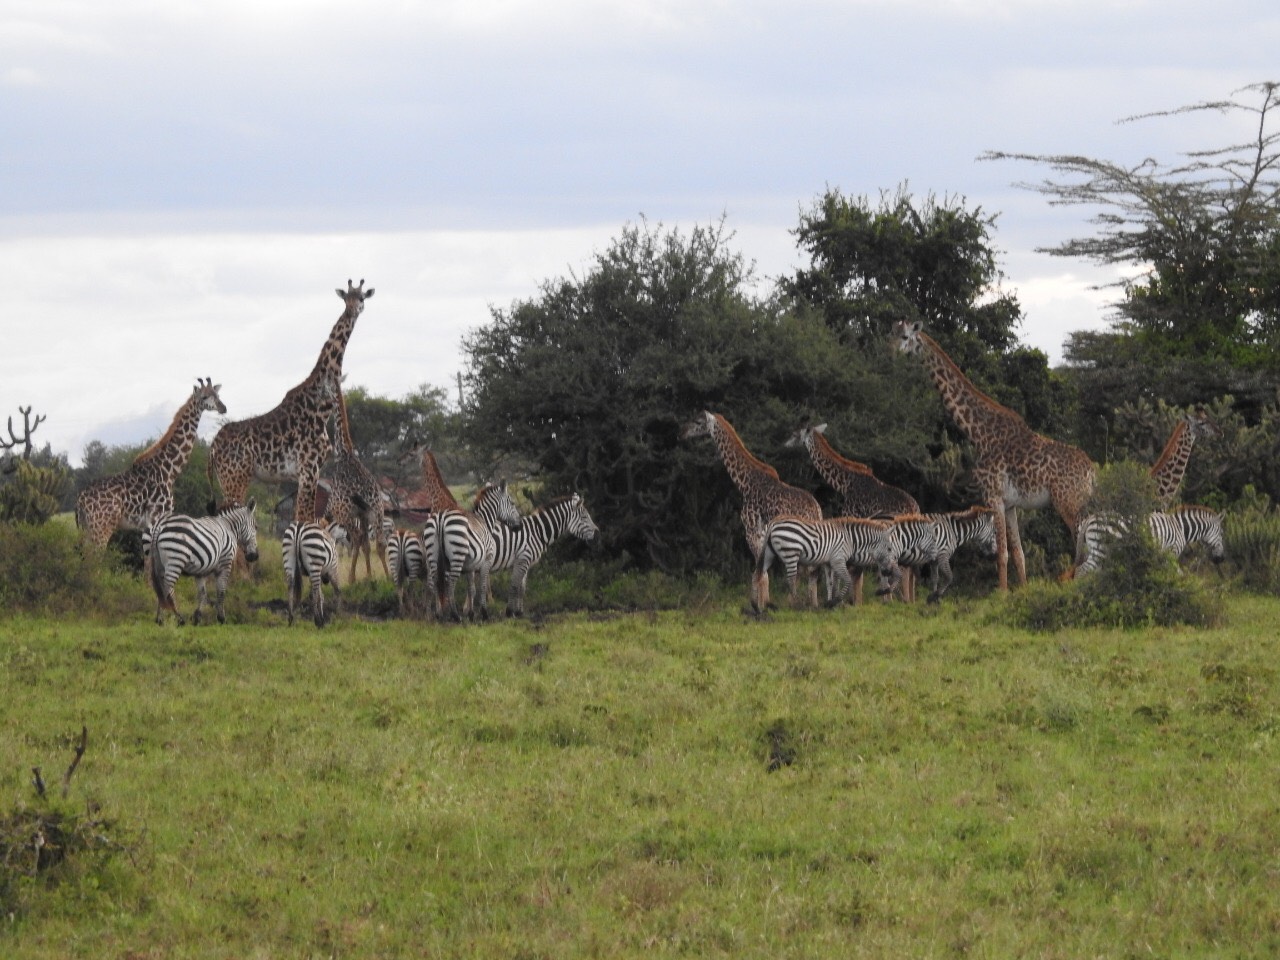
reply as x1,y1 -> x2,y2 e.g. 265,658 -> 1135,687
787,421 -> 921,602
891,320 -> 1096,590
322,387 -> 390,582
208,280 -> 373,524
682,410 -> 822,609
1149,407 -> 1219,508
76,378 -> 227,548
399,443 -> 462,513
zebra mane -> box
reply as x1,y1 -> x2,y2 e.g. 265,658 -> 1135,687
1171,503 -> 1218,516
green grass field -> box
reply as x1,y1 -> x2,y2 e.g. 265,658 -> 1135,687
3,580 -> 1280,958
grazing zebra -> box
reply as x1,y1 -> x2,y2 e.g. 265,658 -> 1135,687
1072,505 -> 1226,577
484,493 -> 599,617
425,480 -> 522,622
386,526 -> 427,616
887,508 -> 997,603
755,515 -> 902,613
282,520 -> 342,627
145,499 -> 259,626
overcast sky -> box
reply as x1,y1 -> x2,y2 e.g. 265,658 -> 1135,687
3,0 -> 1277,465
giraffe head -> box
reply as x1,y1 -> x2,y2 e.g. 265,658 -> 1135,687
336,278 -> 375,316
194,377 -> 227,416
1187,407 -> 1221,441
784,422 -> 826,449
890,320 -> 924,355
680,410 -> 717,440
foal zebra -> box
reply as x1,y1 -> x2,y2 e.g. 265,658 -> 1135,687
1072,505 -> 1225,577
282,520 -> 342,627
484,493 -> 599,617
424,480 -> 522,622
386,527 -> 427,615
755,515 -> 902,613
145,499 -> 259,626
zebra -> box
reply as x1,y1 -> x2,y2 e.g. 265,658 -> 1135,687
887,507 -> 997,603
755,515 -> 902,613
385,526 -> 427,616
425,480 -> 522,622
484,492 -> 599,617
282,520 -> 342,627
1072,504 -> 1225,577
144,499 -> 259,626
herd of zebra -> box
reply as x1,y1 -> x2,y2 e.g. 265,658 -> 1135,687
141,479 -> 601,630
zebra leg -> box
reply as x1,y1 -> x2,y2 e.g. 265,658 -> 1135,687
192,576 -> 210,626
826,562 -> 853,608
311,571 -> 326,627
507,563 -> 530,618
928,558 -> 953,604
474,568 -> 491,621
783,556 -> 801,608
213,563 -> 233,624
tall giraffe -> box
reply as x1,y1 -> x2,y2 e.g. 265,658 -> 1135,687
208,280 -> 373,523
1150,408 -> 1219,508
682,410 -> 822,608
322,387 -> 390,582
76,378 -> 226,548
891,320 -> 1096,590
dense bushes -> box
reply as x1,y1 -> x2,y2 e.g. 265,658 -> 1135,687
0,520 -> 107,615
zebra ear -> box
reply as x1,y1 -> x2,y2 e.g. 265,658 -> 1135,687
246,497 -> 256,513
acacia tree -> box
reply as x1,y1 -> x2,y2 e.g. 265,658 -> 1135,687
461,218 -> 921,575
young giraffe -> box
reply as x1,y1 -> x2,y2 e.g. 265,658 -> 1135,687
1149,407 -> 1219,508
787,421 -> 921,601
682,410 -> 822,609
891,320 -> 1096,590
322,388 -> 390,582
208,280 -> 373,523
399,443 -> 462,513
76,378 -> 226,548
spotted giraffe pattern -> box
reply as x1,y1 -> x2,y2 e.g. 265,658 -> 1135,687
322,388 -> 390,582
682,411 -> 822,609
787,423 -> 920,519
208,280 -> 373,522
1150,408 -> 1219,508
75,379 -> 226,548
892,320 -> 1096,590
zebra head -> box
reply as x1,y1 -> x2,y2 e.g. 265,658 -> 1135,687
890,320 -> 925,356
566,493 -> 599,543
474,479 -> 522,530
966,506 -> 998,556
220,497 -> 259,563
194,377 -> 227,416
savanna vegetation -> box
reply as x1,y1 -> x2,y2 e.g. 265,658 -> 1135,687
4,82 -> 1280,956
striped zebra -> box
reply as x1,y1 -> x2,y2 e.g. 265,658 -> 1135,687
282,520 -> 342,627
144,499 -> 259,626
425,480 -> 522,622
1073,505 -> 1225,577
755,515 -> 902,613
484,493 -> 599,617
385,526 -> 427,616
888,507 -> 997,603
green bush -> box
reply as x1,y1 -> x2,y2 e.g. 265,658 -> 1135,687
1223,487 -> 1280,593
0,521 -> 104,615
1003,462 -> 1225,630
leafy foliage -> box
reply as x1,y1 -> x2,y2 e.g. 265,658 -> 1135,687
0,459 -> 71,525
461,218 -> 933,575
1223,487 -> 1280,592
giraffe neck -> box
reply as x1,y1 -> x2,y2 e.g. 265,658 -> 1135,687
710,415 -> 778,494
305,300 -> 362,406
807,430 -> 872,492
334,390 -> 357,457
1150,421 -> 1193,505
916,332 -> 1022,450
419,450 -> 460,512
132,390 -> 206,483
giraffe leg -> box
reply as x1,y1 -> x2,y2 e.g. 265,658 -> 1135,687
992,502 -> 1010,592
1005,505 -> 1027,586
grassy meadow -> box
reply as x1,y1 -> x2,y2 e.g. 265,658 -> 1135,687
3,555 -> 1280,958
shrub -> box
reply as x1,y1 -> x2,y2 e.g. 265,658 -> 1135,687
1223,487 -> 1280,593
0,520 -> 102,614
1003,461 -> 1225,630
